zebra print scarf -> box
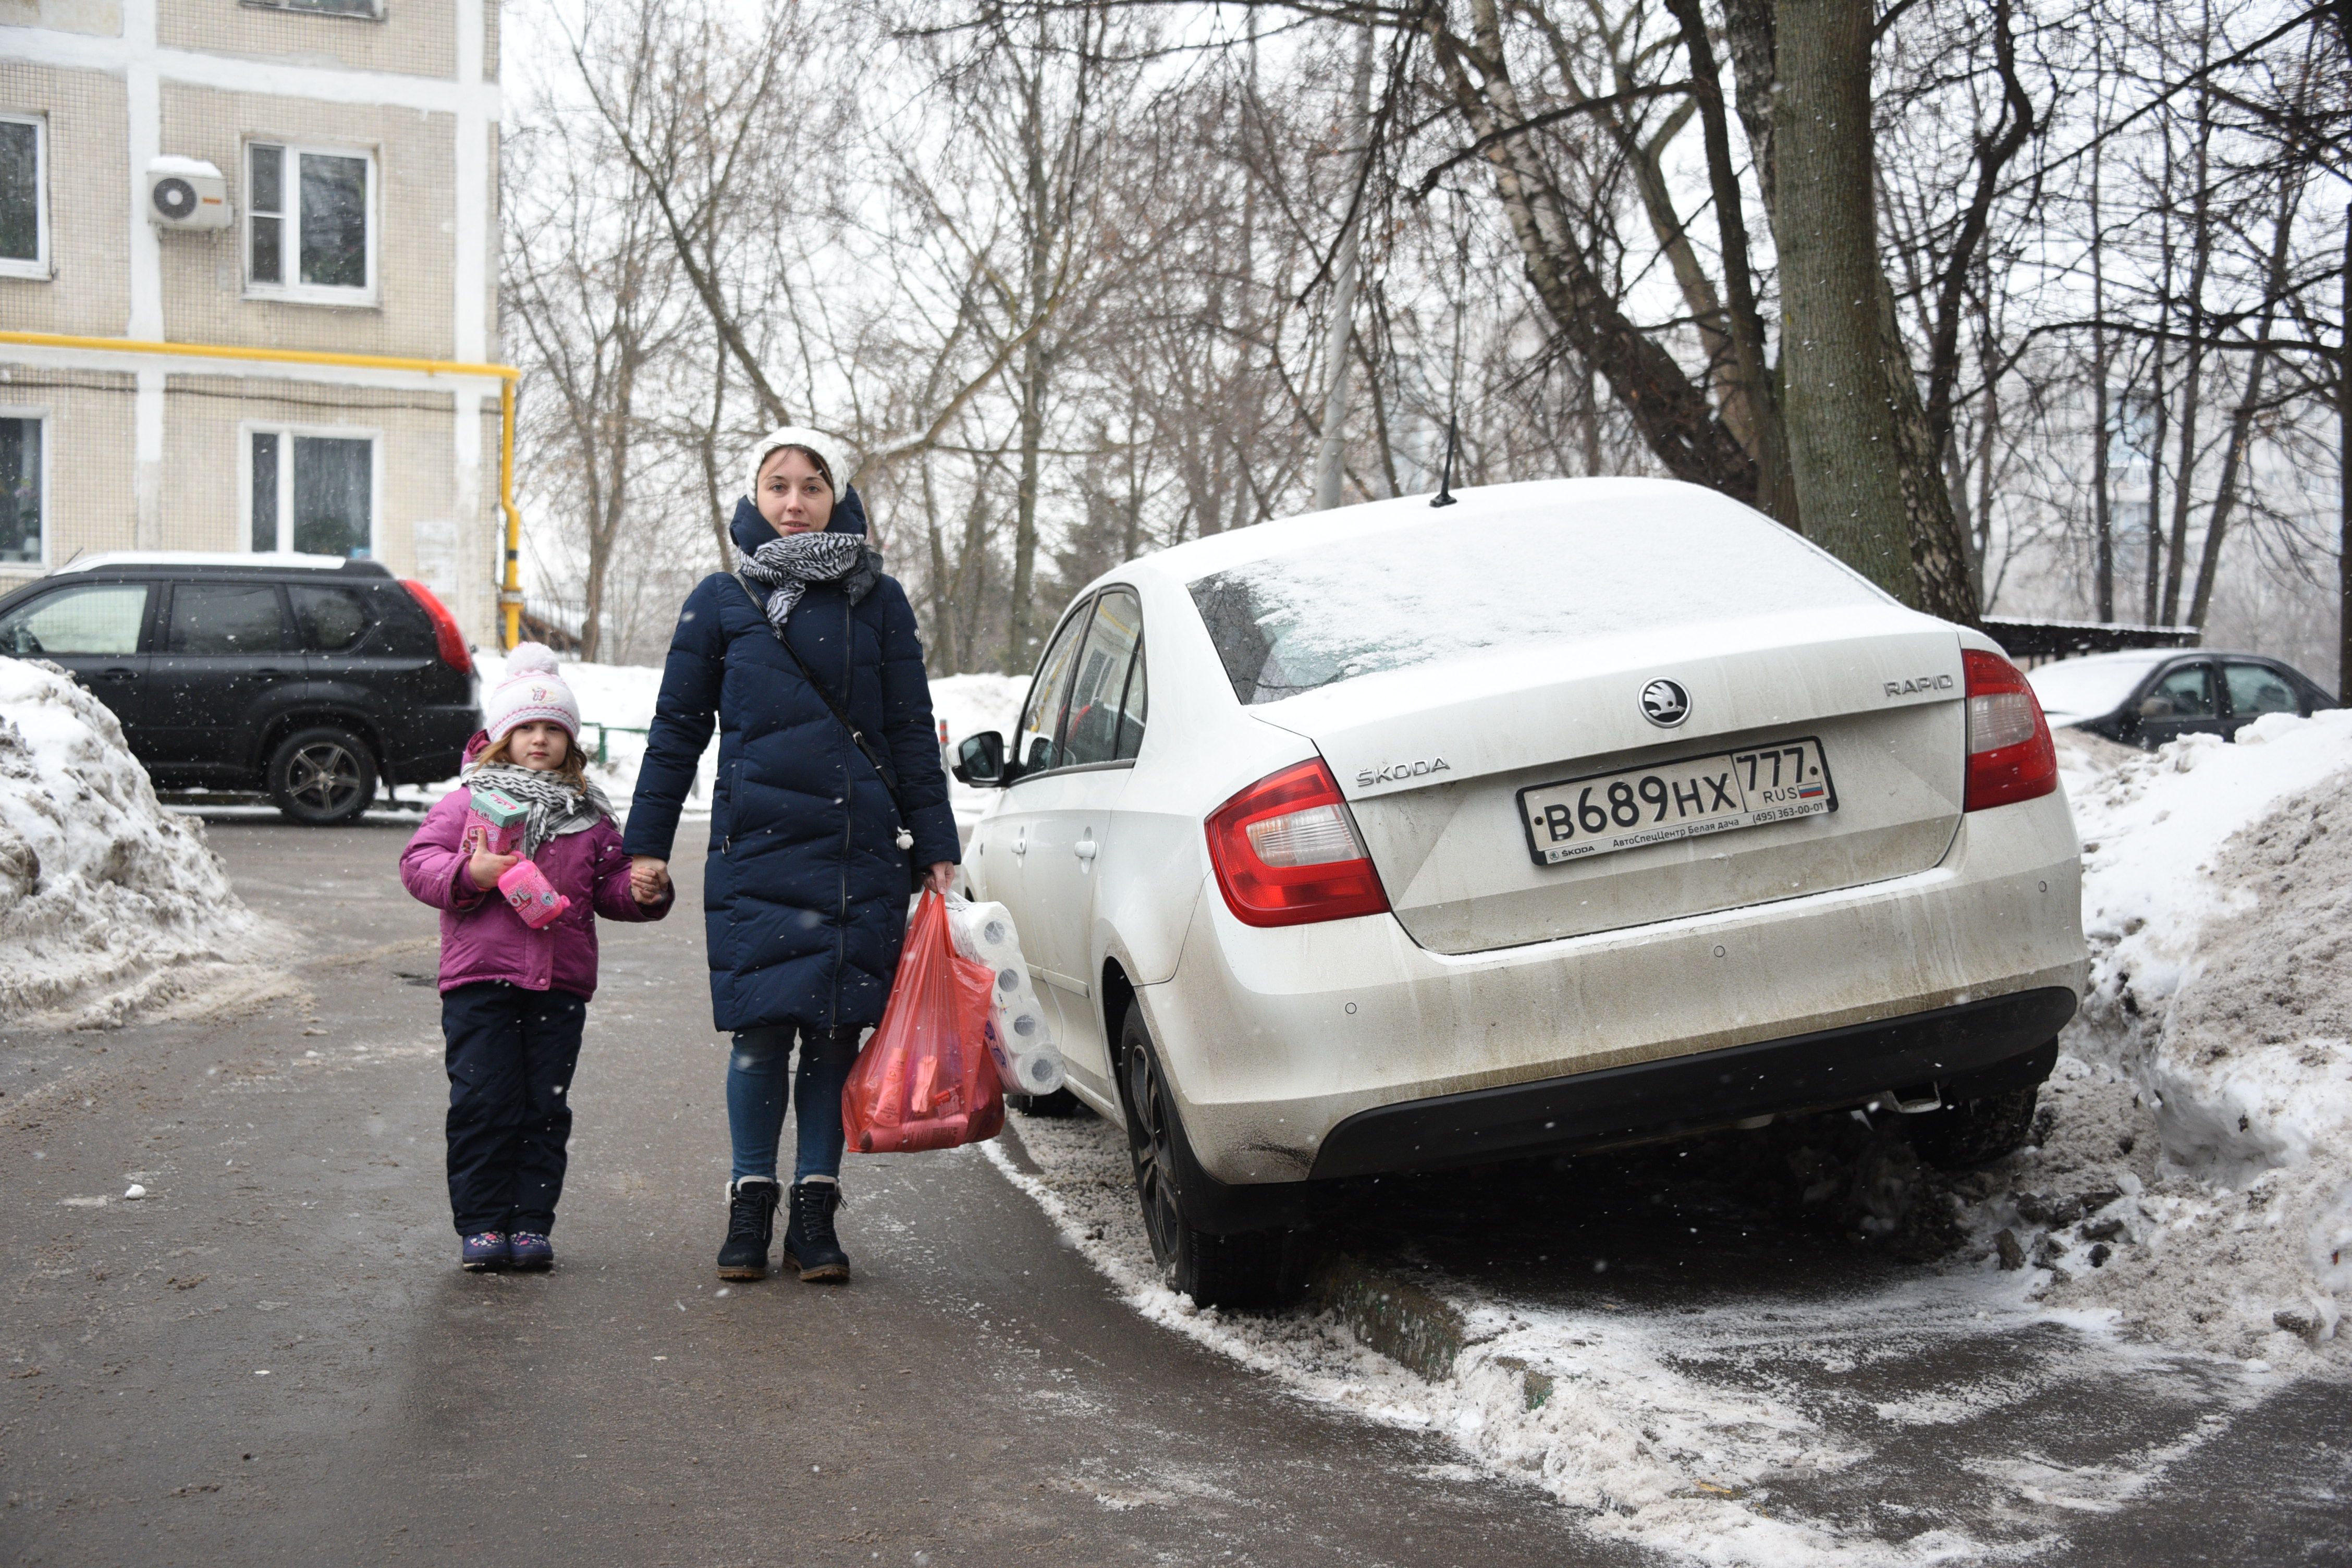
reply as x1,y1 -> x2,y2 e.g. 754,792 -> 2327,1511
733,530 -> 879,634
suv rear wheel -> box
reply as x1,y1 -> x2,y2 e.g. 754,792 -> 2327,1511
1118,1008 -> 1299,1308
267,727 -> 377,826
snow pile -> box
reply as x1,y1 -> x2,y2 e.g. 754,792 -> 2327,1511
987,1116 -> 2250,1565
1977,710 -> 2352,1360
0,659 -> 265,1025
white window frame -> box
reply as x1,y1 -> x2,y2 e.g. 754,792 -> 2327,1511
239,421 -> 382,560
237,0 -> 386,19
0,406 -> 49,569
242,140 -> 378,307
0,113 -> 50,281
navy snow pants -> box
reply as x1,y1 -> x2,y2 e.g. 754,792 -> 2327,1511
442,981 -> 587,1236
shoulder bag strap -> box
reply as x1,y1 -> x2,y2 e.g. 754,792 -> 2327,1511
737,574 -> 914,846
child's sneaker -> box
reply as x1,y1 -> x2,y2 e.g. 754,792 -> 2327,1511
508,1231 -> 554,1270
460,1231 -> 509,1271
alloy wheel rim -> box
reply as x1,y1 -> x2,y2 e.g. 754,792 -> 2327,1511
1126,1049 -> 1181,1265
288,742 -> 363,814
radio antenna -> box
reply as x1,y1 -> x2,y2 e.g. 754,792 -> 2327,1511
1432,188 -> 1469,510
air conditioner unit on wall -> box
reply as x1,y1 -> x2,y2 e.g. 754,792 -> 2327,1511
147,157 -> 232,230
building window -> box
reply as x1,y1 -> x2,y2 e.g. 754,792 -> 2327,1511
248,426 -> 375,558
239,0 -> 385,17
0,114 -> 47,279
0,415 -> 43,565
246,142 -> 374,302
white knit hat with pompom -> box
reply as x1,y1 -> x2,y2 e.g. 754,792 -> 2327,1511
483,643 -> 581,743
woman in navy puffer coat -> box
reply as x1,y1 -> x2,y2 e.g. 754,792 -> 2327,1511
624,426 -> 959,1285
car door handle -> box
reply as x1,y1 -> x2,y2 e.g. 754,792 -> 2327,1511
254,667 -> 291,678
1074,837 -> 1097,862
98,667 -> 139,681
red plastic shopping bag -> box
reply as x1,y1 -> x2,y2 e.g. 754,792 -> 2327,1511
842,890 -> 1006,1154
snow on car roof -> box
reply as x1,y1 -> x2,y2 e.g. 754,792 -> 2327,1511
1120,477 -> 1809,583
2026,650 -> 2174,723
1114,477 -> 1902,706
54,550 -> 381,575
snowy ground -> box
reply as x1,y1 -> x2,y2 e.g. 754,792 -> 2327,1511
985,712 -> 2352,1564
0,660 -> 280,1027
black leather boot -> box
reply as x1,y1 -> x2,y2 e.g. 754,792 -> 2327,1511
782,1178 -> 850,1283
716,1177 -> 780,1280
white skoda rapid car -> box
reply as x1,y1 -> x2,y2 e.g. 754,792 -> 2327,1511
953,478 -> 2087,1305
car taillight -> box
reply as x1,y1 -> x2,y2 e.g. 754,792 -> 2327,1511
1205,758 -> 1391,927
401,579 -> 473,674
1963,648 -> 2056,811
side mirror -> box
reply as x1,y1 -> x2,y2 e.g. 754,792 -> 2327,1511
953,730 -> 1008,787
2137,696 -> 2174,718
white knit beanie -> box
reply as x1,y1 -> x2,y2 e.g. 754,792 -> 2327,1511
483,644 -> 581,743
742,425 -> 856,502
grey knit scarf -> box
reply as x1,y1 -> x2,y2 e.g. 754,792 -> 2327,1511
466,761 -> 614,856
733,530 -> 879,634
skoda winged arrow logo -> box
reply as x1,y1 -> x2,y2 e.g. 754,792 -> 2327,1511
1639,678 -> 1692,727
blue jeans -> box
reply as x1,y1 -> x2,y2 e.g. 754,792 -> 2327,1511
726,1024 -> 860,1183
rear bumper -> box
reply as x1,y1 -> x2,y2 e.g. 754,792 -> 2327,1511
1308,987 -> 2070,1179
1134,787 -> 2086,1194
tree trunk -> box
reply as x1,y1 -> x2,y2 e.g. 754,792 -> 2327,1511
1005,29 -> 1053,675
1719,0 -> 1778,219
1772,0 -> 1958,613
1662,0 -> 1797,528
2186,169 -> 2304,630
2338,204 -> 2350,702
2090,255 -> 2113,618
1426,0 -> 1760,504
1313,27 -> 1374,512
2160,87 -> 2215,627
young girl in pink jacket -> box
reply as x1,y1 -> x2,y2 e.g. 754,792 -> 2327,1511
399,645 -> 672,1271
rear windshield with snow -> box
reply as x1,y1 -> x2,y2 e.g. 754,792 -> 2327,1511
1186,499 -> 1886,705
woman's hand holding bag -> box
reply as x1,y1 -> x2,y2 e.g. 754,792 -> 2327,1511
841,890 -> 1005,1153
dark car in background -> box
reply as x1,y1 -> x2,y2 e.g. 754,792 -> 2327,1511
2026,648 -> 2337,749
0,554 -> 480,824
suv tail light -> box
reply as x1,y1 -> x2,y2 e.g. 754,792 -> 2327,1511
1205,758 -> 1391,927
400,579 -> 473,675
1963,648 -> 2056,811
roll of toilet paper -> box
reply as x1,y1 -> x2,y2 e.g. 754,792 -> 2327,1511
947,897 -> 1068,1098
1008,1047 -> 1065,1096
947,901 -> 1022,967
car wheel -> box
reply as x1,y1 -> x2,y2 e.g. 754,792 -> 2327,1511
1009,1088 -> 1086,1118
267,727 -> 377,826
1906,1083 -> 2040,1170
1117,1007 -> 1298,1308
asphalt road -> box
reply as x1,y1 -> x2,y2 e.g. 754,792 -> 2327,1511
5,819 -> 2347,1567
3,818 -> 1635,1568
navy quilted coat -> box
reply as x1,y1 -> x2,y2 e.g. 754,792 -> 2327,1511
623,487 -> 960,1033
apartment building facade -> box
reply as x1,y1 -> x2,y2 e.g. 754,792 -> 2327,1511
0,0 -> 505,643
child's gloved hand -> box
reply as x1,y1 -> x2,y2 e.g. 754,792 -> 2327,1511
468,846 -> 522,891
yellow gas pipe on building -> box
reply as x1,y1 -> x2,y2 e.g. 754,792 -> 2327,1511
0,332 -> 526,650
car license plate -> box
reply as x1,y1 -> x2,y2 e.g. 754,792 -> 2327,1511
1517,738 -> 1838,865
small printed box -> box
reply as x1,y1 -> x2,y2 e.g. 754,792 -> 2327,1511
496,859 -> 572,930
466,785 -> 529,856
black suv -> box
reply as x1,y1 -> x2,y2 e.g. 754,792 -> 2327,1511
0,555 -> 481,824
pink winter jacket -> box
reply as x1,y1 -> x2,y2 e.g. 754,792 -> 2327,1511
399,787 -> 671,999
